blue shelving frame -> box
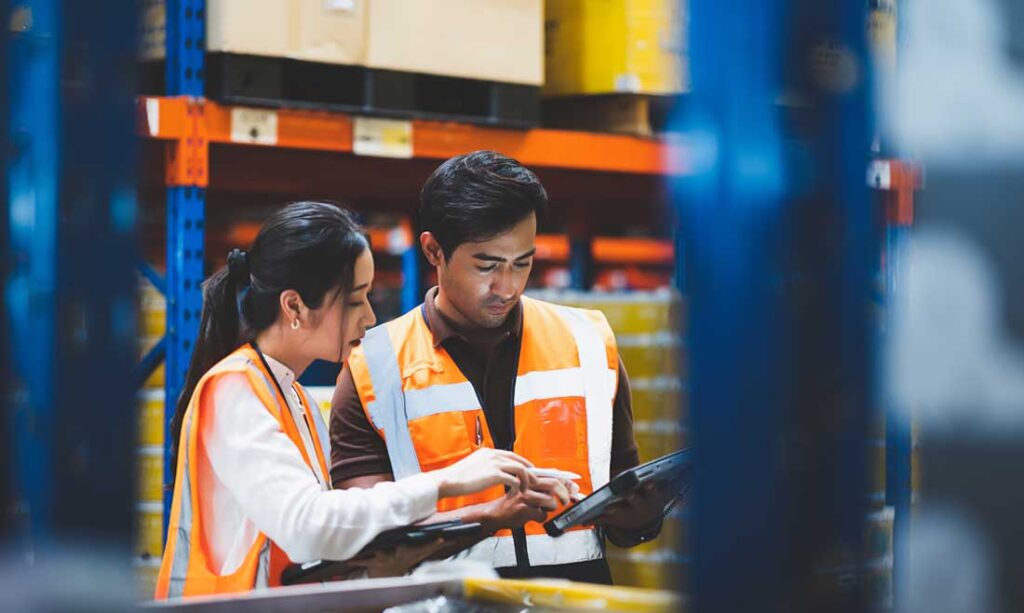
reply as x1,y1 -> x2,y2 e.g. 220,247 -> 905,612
5,0 -> 138,549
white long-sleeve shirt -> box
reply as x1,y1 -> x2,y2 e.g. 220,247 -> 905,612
197,354 -> 439,574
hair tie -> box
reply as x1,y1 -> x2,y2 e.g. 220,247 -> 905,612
226,248 -> 251,287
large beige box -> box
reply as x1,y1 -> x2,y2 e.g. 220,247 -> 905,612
365,0 -> 543,85
144,0 -> 543,86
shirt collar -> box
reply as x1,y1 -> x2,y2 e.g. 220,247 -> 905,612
422,286 -> 523,349
262,353 -> 296,391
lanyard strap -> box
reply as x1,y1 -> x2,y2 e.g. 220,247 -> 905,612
249,341 -> 323,486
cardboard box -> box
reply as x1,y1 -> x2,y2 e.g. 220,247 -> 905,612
144,0 -> 543,86
366,0 -> 543,85
545,0 -> 687,96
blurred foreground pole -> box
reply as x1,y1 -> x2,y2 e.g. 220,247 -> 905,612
679,0 -> 875,611
3,0 -> 137,607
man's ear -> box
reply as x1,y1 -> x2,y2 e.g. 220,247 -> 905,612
420,232 -> 445,267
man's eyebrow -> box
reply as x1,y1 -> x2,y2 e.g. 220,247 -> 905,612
471,248 -> 536,263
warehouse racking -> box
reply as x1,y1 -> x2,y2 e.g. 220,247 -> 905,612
129,0 -> 918,601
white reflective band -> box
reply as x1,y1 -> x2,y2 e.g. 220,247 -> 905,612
361,325 -> 422,479
555,306 -> 615,490
167,411 -> 195,598
254,540 -> 271,590
454,529 -> 603,568
513,367 -> 584,405
300,387 -> 331,466
405,381 -> 480,420
526,529 -> 604,566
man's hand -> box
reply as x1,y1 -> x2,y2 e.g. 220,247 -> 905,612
476,476 -> 574,532
597,481 -> 677,532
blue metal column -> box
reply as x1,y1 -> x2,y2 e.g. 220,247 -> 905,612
6,0 -> 61,547
401,244 -> 421,313
568,233 -> 593,291
5,0 -> 138,550
680,0 -> 874,611
885,222 -> 912,603
163,0 -> 206,531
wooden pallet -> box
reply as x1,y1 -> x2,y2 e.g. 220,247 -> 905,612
140,53 -> 541,128
542,94 -> 682,137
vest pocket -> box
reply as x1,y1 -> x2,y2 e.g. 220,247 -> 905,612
408,410 -> 475,470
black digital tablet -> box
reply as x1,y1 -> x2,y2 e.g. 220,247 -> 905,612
280,520 -> 483,585
544,448 -> 693,537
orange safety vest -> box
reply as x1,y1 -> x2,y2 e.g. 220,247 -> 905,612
154,345 -> 331,599
348,296 -> 618,568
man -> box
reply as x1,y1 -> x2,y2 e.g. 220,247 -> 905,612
331,150 -> 674,584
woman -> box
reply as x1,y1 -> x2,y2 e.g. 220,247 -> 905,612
155,202 -> 549,599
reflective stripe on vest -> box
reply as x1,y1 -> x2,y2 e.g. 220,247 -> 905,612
157,348 -> 328,599
361,325 -> 422,480
353,297 -> 617,568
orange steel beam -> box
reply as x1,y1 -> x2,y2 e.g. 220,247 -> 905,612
139,97 -> 685,176
535,235 -> 673,265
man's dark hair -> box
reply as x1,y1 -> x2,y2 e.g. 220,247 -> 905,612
419,150 -> 548,259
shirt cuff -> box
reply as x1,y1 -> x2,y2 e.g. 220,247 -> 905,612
395,472 -> 440,520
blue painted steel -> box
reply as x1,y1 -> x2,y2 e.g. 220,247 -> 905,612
6,0 -> 60,543
568,234 -> 593,290
163,0 -> 207,531
164,0 -> 206,97
5,0 -> 138,547
138,261 -> 167,296
400,245 -> 420,314
164,186 -> 205,532
136,337 -> 168,390
679,0 -> 874,610
885,224 -> 912,602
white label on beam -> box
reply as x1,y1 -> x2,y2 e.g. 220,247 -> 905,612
230,108 -> 279,146
353,117 -> 413,159
867,160 -> 892,189
146,98 -> 160,136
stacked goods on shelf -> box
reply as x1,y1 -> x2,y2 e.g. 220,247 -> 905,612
137,276 -> 166,597
543,0 -> 687,135
528,288 -> 687,590
141,0 -> 543,126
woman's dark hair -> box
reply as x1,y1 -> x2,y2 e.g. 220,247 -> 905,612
419,150 -> 548,259
168,201 -> 368,483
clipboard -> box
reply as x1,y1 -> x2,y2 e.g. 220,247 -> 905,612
280,520 -> 483,585
544,448 -> 693,537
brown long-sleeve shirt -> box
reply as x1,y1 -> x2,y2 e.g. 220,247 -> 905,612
329,287 -> 641,487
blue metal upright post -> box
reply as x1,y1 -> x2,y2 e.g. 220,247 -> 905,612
6,0 -> 61,547
5,0 -> 138,551
401,244 -> 421,314
680,0 -> 875,611
162,0 -> 206,533
885,223 -> 912,603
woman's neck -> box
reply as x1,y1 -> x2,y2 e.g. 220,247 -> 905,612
253,327 -> 310,378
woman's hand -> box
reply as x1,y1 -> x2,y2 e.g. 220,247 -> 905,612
430,448 -> 535,498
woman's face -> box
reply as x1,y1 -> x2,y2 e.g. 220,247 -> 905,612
308,247 -> 376,364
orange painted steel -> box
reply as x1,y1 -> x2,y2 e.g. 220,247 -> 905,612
139,97 -> 683,176
535,235 -> 673,265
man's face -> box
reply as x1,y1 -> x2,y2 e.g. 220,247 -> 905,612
434,213 -> 537,329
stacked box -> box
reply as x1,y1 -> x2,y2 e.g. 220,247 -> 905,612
143,0 -> 544,85
544,0 -> 687,96
136,276 -> 166,597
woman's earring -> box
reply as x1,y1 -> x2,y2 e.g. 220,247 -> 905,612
291,319 -> 300,330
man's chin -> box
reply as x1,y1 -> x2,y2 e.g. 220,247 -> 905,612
475,312 -> 508,329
